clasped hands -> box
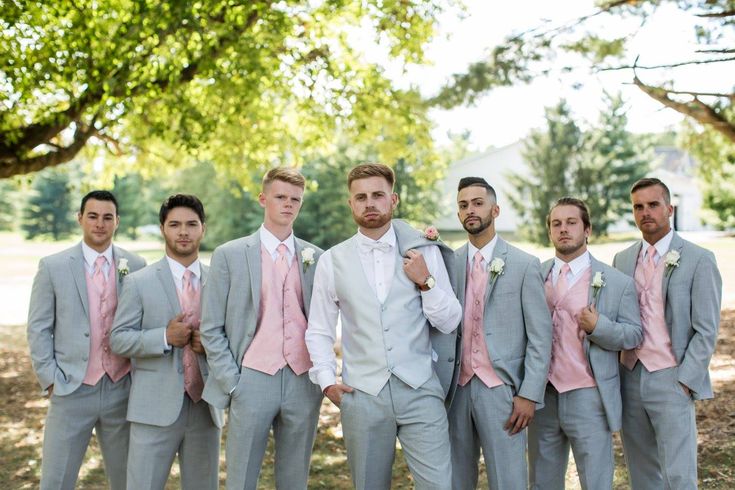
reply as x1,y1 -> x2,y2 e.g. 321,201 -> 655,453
166,313 -> 204,353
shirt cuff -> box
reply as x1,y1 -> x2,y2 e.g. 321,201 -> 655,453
163,329 -> 171,353
315,370 -> 337,393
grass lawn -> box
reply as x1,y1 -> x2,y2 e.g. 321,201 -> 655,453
1,231 -> 733,488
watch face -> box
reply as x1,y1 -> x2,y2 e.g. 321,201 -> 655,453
426,276 -> 436,289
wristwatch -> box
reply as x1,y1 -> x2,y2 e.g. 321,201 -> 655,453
418,274 -> 436,292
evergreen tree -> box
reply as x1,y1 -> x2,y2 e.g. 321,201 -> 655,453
0,180 -> 18,231
575,93 -> 650,236
112,173 -> 164,239
508,101 -> 583,245
21,169 -> 76,240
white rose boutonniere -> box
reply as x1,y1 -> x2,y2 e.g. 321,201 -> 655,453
301,247 -> 316,273
488,258 -> 505,282
591,271 -> 605,304
664,250 -> 680,276
117,258 -> 129,279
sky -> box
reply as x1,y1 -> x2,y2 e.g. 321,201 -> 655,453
377,0 -> 733,150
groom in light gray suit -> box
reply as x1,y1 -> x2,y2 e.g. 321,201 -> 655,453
200,168 -> 324,490
111,194 -> 223,490
614,178 -> 722,489
450,177 -> 552,490
306,163 -> 462,490
529,197 -> 642,490
27,190 -> 145,490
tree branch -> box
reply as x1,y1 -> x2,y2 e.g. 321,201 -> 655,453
696,9 -> 735,18
600,56 -> 735,71
633,76 -> 735,143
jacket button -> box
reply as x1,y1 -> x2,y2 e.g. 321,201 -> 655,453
82,355 -> 88,361
448,357 -> 454,362
84,332 -> 90,337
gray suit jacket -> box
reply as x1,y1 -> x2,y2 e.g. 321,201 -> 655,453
110,258 -> 224,428
541,255 -> 642,431
456,238 -> 552,404
613,232 -> 722,400
392,219 -> 462,406
27,242 -> 146,396
200,230 -> 323,409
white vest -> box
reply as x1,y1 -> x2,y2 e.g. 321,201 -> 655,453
332,236 -> 434,396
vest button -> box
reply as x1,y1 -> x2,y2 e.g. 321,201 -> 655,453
475,300 -> 480,305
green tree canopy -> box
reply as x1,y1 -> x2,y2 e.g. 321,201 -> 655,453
1,1 -> 450,179
432,1 -> 735,143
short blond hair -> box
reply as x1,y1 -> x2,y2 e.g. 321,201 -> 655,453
262,167 -> 305,190
347,163 -> 395,189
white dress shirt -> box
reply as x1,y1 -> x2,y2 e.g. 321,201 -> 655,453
551,251 -> 591,288
466,234 -> 498,271
306,224 -> 462,390
643,229 -> 674,265
81,241 -> 113,278
259,224 -> 296,264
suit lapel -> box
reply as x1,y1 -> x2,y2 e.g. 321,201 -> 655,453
294,239 -> 314,316
69,243 -> 90,319
588,255 -> 604,306
662,232 -> 684,304
484,237 -> 508,305
540,259 -> 554,284
156,257 -> 181,315
457,244 -> 468,307
245,232 -> 262,311
622,241 -> 642,277
112,246 -> 123,298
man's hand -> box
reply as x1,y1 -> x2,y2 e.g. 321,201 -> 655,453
190,330 -> 205,354
166,313 -> 192,347
577,304 -> 599,334
504,396 -> 535,435
324,383 -> 354,408
402,249 -> 430,286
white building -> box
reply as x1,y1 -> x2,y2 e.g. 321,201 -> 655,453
436,141 -> 707,234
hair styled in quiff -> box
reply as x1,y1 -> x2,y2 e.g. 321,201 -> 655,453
347,163 -> 395,189
630,177 -> 671,204
262,167 -> 306,190
546,196 -> 591,231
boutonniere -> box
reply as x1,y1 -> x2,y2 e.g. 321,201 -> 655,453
591,271 -> 605,304
423,225 -> 440,241
664,250 -> 680,276
488,257 -> 505,282
117,258 -> 129,279
301,247 -> 316,273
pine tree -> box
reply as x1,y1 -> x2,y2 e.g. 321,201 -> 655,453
21,169 -> 76,240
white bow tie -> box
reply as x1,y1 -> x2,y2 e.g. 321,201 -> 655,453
361,240 -> 392,254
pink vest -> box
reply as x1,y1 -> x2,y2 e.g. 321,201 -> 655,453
544,268 -> 597,393
621,253 -> 677,371
242,246 -> 311,375
459,261 -> 503,388
82,263 -> 130,385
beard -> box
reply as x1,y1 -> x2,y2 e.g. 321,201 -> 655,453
353,207 -> 392,229
554,236 -> 586,256
462,213 -> 493,235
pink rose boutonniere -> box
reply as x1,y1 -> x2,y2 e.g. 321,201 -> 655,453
424,226 -> 440,241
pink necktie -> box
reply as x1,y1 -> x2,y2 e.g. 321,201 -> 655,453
470,252 -> 486,296
93,256 -> 107,292
644,245 -> 657,283
556,263 -> 571,297
181,270 -> 204,402
276,244 -> 290,282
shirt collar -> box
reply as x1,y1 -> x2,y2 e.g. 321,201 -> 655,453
553,250 -> 590,276
259,224 -> 295,257
356,224 -> 397,250
165,255 -> 201,282
643,228 -> 674,259
467,234 -> 498,266
81,241 -> 113,268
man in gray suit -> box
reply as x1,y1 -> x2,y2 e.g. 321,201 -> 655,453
111,194 -> 223,490
27,190 -> 146,490
528,197 -> 642,490
200,168 -> 324,490
614,177 -> 722,489
449,177 -> 552,490
305,163 -> 462,490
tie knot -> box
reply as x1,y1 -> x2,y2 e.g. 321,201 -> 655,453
647,245 -> 657,262
362,240 -> 391,253
95,255 -> 107,268
560,263 -> 571,275
473,251 -> 484,267
277,243 -> 289,258
183,269 -> 193,283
